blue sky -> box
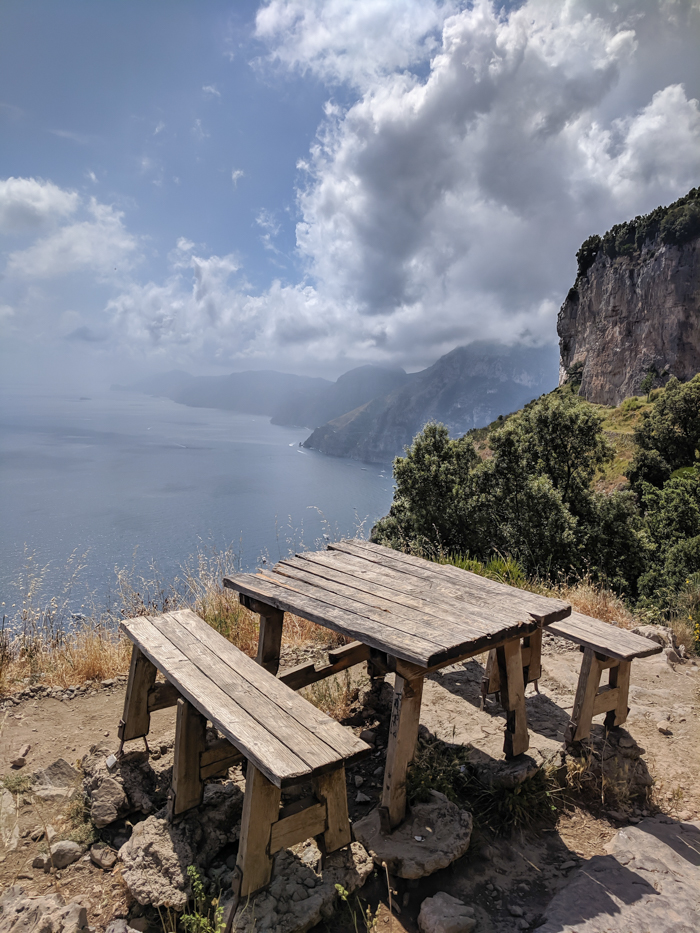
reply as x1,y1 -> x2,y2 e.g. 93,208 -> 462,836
1,1 -> 699,389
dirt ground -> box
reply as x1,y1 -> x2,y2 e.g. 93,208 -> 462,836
0,639 -> 698,932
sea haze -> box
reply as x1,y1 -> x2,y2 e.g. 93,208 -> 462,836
0,391 -> 395,612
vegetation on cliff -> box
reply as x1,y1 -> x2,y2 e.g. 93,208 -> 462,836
372,377 -> 700,640
574,186 -> 700,282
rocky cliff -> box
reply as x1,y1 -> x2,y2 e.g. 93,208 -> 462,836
302,342 -> 559,462
558,188 -> 700,406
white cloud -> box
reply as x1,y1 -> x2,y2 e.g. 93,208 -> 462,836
6,196 -> 138,280
231,168 -> 244,186
0,177 -> 79,235
202,84 -> 221,97
255,0 -> 453,91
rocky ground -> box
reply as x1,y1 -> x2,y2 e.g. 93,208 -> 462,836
0,633 -> 698,932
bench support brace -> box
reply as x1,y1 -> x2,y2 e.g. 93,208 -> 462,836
119,646 -> 157,742
170,698 -> 208,817
566,650 -> 631,744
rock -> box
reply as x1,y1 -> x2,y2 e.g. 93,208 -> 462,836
90,777 -> 129,828
50,841 -> 83,869
126,918 -> 148,932
10,758 -> 26,770
664,647 -> 682,665
0,886 -> 89,933
354,776 -> 364,788
18,744 -> 31,758
353,791 -> 473,879
359,730 -> 376,745
607,810 -> 628,821
33,758 -> 80,789
508,904 -> 524,917
657,721 -> 673,735
418,892 -> 476,933
32,855 -> 47,870
355,792 -> 371,804
537,817 -> 700,932
559,860 -> 578,871
678,810 -> 694,822
90,843 -> 118,870
233,840 -> 373,933
631,624 -> 678,650
33,786 -> 76,803
119,780 -> 244,908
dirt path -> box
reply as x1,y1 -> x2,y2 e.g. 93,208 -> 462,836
0,642 -> 698,932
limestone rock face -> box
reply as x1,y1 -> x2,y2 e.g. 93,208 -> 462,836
352,791 -> 473,879
0,886 -> 89,933
558,235 -> 700,406
537,816 -> 700,933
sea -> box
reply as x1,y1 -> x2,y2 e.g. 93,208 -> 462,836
0,390 -> 395,621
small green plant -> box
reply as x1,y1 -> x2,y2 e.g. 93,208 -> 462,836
641,370 -> 655,401
334,884 -> 377,933
181,866 -> 224,933
1,772 -> 33,795
406,736 -> 473,805
180,866 -> 224,933
65,794 -> 98,846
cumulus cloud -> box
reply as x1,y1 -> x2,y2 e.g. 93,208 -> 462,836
0,177 -> 79,235
6,197 -> 138,280
3,1 -> 700,376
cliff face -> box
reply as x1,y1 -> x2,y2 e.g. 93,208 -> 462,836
558,191 -> 700,406
303,342 -> 559,462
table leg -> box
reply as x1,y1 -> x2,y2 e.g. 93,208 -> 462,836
256,607 -> 285,675
169,698 -> 207,817
497,638 -> 529,758
381,674 -> 424,829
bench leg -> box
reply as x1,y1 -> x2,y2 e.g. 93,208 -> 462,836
566,648 -> 604,744
119,646 -> 157,743
498,638 -> 529,758
237,764 -> 282,897
169,698 -> 207,817
604,660 -> 631,730
482,629 -> 542,708
312,765 -> 351,852
256,608 -> 285,676
381,674 -> 424,830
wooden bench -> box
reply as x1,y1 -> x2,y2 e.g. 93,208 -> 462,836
481,611 -> 662,744
117,609 -> 370,902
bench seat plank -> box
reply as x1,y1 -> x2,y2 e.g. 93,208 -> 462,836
546,611 -> 663,661
152,610 -> 367,764
329,540 -> 571,623
121,615 -> 345,787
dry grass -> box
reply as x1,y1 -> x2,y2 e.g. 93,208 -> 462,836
551,578 -> 635,628
302,670 -> 356,719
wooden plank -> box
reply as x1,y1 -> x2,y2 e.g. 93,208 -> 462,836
200,738 -> 237,768
200,753 -> 243,781
567,648 -> 604,743
382,674 -> 424,828
171,698 -> 207,816
226,573 -> 439,667
278,553 -> 523,640
257,608 -> 284,675
119,646 -> 157,742
526,629 -> 542,682
120,617 -> 311,787
497,638 -> 529,758
313,766 -> 351,852
605,660 -> 631,729
547,612 -> 663,660
279,642 -> 372,691
148,612 -> 344,773
269,802 -> 327,854
327,540 -> 571,623
147,680 -> 180,712
159,610 -> 367,763
237,764 -> 281,897
327,641 -> 370,665
592,685 -> 620,716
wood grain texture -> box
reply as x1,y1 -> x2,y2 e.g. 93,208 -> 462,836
568,648 -> 604,743
257,608 -> 284,675
269,802 -> 327,853
547,611 -> 663,660
382,674 -> 424,828
313,766 -> 351,852
171,698 -> 207,816
119,646 -> 157,741
236,764 -> 281,896
497,638 -> 529,758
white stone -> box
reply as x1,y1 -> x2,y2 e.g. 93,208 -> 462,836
418,892 -> 476,933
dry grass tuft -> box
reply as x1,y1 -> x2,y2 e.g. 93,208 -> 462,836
302,670 -> 356,719
548,578 -> 635,628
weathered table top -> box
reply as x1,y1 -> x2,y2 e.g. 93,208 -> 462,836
224,539 -> 571,669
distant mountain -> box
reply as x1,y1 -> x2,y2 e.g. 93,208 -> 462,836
112,364 -> 408,428
302,342 -> 560,462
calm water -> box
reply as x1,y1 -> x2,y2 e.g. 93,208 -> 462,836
0,390 -> 395,613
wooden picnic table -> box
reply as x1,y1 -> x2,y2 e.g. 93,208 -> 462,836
224,539 -> 571,828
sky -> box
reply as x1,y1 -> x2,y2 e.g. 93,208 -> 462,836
1,0 -> 699,390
